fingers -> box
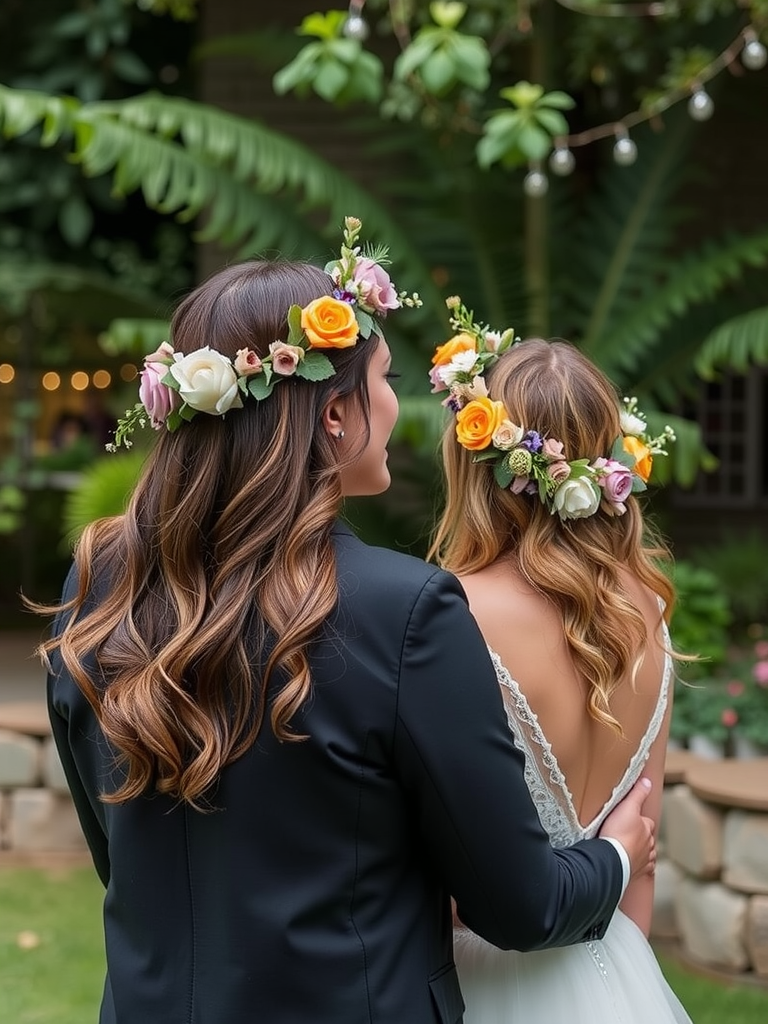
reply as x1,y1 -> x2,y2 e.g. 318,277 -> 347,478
626,777 -> 652,811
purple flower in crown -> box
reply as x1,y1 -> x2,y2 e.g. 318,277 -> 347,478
442,394 -> 463,413
332,288 -> 357,304
521,430 -> 543,452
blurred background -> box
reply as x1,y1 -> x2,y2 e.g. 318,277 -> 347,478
0,0 -> 766,753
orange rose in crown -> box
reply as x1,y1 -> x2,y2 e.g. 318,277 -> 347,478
455,398 -> 506,451
622,435 -> 653,483
301,296 -> 360,349
431,333 -> 477,367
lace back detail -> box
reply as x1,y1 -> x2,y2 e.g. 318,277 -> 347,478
489,617 -> 673,848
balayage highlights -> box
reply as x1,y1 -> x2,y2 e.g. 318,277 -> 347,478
430,339 -> 676,735
34,261 -> 378,806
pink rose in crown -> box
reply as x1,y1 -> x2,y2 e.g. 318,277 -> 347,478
548,460 -> 571,484
139,359 -> 179,429
269,342 -> 304,376
352,259 -> 400,314
542,438 -> 566,462
429,364 -> 448,393
234,348 -> 263,376
144,340 -> 175,364
595,458 -> 633,509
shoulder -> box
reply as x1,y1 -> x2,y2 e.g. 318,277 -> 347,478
332,520 -> 467,614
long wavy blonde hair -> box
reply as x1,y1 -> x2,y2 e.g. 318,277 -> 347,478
430,339 -> 675,734
34,261 -> 378,806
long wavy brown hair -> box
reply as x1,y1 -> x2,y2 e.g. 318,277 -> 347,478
34,261 -> 378,805
430,339 -> 676,734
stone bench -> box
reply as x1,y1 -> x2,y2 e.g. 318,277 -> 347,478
0,701 -> 88,857
653,750 -> 768,982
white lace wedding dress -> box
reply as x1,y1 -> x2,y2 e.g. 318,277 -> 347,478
454,641 -> 693,1024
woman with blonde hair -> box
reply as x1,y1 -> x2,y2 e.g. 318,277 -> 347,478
37,223 -> 655,1024
430,298 -> 692,1023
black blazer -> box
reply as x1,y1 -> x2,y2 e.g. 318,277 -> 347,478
48,521 -> 623,1024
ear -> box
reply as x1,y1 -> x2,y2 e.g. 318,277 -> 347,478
322,395 -> 348,440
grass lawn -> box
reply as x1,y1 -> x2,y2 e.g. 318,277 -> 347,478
1,866 -> 768,1023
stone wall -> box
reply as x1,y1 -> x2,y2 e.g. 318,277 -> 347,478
0,704 -> 86,856
651,752 -> 768,980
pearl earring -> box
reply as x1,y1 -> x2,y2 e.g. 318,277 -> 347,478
336,430 -> 345,440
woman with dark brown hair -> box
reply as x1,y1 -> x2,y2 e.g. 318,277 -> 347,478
430,298 -> 692,1022
38,221 -> 654,1024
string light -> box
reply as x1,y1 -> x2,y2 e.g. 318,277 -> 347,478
613,131 -> 638,166
120,363 -> 138,382
343,0 -> 369,41
511,23 -> 766,193
0,363 -> 15,384
41,371 -> 61,391
549,145 -> 576,176
523,165 -> 549,197
742,29 -> 767,69
70,371 -> 89,391
688,87 -> 714,121
92,369 -> 111,389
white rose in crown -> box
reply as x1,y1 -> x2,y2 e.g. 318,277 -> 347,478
170,347 -> 243,415
551,477 -> 601,521
620,410 -> 647,437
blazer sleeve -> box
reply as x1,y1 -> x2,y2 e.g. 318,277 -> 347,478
393,569 -> 623,951
46,565 -> 111,887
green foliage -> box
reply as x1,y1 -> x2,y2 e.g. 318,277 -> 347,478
62,452 -> 146,543
695,305 -> 768,376
478,84 -> 574,169
669,560 -> 732,676
0,88 -> 438,315
393,10 -> 490,97
273,12 -> 384,104
690,533 -> 768,629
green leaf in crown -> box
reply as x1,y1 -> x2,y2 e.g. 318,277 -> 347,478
248,375 -> 274,401
296,351 -> 335,381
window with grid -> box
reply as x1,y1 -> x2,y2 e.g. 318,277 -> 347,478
673,367 -> 768,508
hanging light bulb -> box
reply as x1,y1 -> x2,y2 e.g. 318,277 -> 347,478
742,35 -> 767,71
549,147 -> 575,177
688,88 -> 714,122
613,135 -> 637,167
523,168 -> 549,197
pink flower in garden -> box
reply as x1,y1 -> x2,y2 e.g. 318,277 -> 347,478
754,641 -> 768,659
753,660 -> 768,686
138,359 -> 179,429
727,680 -> 745,697
352,258 -> 400,313
721,708 -> 739,728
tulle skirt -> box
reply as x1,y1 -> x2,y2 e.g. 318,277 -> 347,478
454,910 -> 693,1024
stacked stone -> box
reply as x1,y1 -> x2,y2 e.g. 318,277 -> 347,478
653,751 -> 768,980
0,702 -> 86,854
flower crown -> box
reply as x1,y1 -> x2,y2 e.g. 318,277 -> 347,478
107,217 -> 421,450
429,297 -> 676,522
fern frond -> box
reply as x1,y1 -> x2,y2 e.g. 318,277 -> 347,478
695,305 -> 768,377
0,87 -> 443,316
594,230 -> 768,380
